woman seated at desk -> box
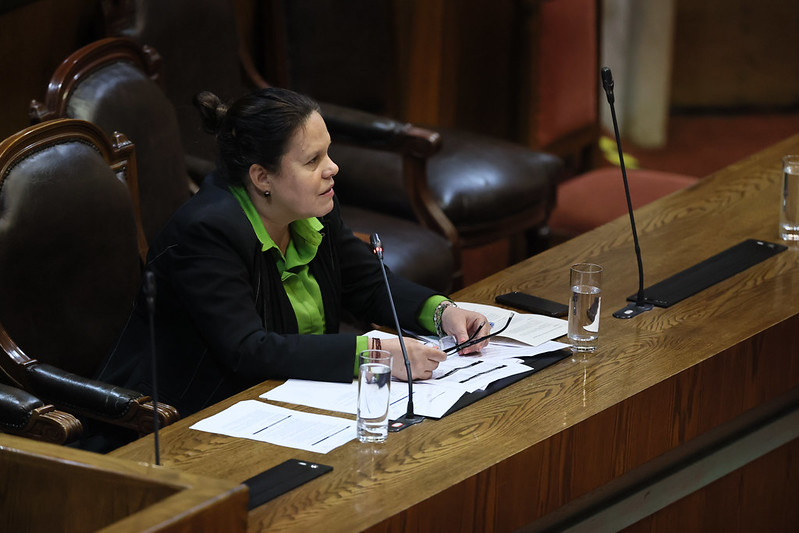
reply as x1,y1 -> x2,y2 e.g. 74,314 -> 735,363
97,87 -> 489,417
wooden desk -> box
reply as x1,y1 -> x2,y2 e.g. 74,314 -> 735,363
111,134 -> 799,532
1,433 -> 247,532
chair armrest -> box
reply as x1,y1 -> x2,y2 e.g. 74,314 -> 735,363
26,363 -> 180,435
320,103 -> 441,158
0,382 -> 83,444
320,103 -> 459,246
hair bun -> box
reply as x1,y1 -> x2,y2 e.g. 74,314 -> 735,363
193,91 -> 228,133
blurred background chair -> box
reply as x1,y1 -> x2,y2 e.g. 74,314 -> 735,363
0,383 -> 83,445
98,1 -> 457,292
29,37 -> 192,245
0,118 -> 179,451
99,0 -> 562,289
516,0 -> 699,241
262,0 -> 563,276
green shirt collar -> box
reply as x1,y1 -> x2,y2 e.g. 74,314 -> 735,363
229,185 -> 323,267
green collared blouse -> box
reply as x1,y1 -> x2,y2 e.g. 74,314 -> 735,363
230,186 -> 445,371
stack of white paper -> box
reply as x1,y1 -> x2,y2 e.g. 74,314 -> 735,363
191,302 -> 570,452
189,400 -> 355,454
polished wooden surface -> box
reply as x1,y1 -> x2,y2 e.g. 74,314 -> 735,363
1,433 -> 248,532
111,134 -> 799,531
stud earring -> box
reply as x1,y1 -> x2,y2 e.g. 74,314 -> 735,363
264,190 -> 271,198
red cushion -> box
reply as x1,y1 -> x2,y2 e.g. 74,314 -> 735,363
549,168 -> 698,235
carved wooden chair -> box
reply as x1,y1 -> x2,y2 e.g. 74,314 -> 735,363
0,119 -> 179,444
29,37 -> 193,245
0,382 -> 82,445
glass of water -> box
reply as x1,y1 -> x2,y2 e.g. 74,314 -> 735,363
568,263 -> 603,353
357,349 -> 392,443
780,155 -> 799,241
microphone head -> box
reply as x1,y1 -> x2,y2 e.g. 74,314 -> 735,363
600,66 -> 615,104
369,232 -> 383,260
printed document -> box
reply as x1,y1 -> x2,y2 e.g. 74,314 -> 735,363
190,400 -> 355,454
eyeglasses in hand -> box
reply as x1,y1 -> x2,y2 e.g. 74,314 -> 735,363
442,314 -> 514,354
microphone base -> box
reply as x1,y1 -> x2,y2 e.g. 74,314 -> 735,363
388,413 -> 425,432
613,300 -> 654,319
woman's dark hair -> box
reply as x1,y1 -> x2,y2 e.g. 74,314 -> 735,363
193,88 -> 321,185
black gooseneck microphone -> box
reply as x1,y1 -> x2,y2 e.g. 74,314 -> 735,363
144,270 -> 161,465
369,233 -> 424,431
601,66 -> 654,319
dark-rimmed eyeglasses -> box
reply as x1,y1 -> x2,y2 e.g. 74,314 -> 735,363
443,314 -> 514,354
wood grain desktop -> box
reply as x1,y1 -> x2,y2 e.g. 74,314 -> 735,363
110,134 -> 799,532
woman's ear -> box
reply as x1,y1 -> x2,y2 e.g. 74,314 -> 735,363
248,164 -> 270,195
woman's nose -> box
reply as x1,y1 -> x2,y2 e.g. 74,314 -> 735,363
325,157 -> 339,178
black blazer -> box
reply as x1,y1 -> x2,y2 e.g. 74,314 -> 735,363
97,173 -> 438,416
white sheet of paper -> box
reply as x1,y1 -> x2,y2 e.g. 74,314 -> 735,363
255,321 -> 569,430
423,358 -> 531,392
471,339 -> 571,360
262,379 -> 465,420
455,301 -> 568,346
386,381 -> 466,419
189,400 -> 355,454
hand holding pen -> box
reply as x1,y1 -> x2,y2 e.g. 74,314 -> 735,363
400,307 -> 514,355
441,314 -> 513,354
438,306 -> 513,355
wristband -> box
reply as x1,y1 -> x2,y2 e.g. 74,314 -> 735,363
433,300 -> 457,337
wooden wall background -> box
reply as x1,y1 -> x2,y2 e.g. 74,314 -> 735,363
671,0 -> 799,111
1,0 -> 797,143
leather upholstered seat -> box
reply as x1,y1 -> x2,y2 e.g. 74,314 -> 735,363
0,119 -> 179,448
29,37 -> 192,245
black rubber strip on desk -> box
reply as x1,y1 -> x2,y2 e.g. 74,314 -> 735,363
629,239 -> 787,308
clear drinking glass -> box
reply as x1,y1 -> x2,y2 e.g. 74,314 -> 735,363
357,349 -> 392,443
568,263 -> 603,353
780,155 -> 799,241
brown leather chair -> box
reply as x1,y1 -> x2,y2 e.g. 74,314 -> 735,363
29,37 -> 192,245
0,119 -> 179,446
264,0 -> 563,268
100,0 -> 457,292
0,382 -> 83,445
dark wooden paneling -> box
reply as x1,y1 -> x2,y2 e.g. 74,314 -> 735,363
672,0 -> 799,110
0,0 -> 102,139
623,437 -> 799,532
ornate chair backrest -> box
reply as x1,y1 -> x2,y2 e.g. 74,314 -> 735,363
29,37 -> 191,243
0,119 -> 144,380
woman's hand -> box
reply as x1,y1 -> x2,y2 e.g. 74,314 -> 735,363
380,337 -> 446,381
440,306 -> 491,355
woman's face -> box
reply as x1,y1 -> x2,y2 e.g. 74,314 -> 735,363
267,111 -> 338,224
